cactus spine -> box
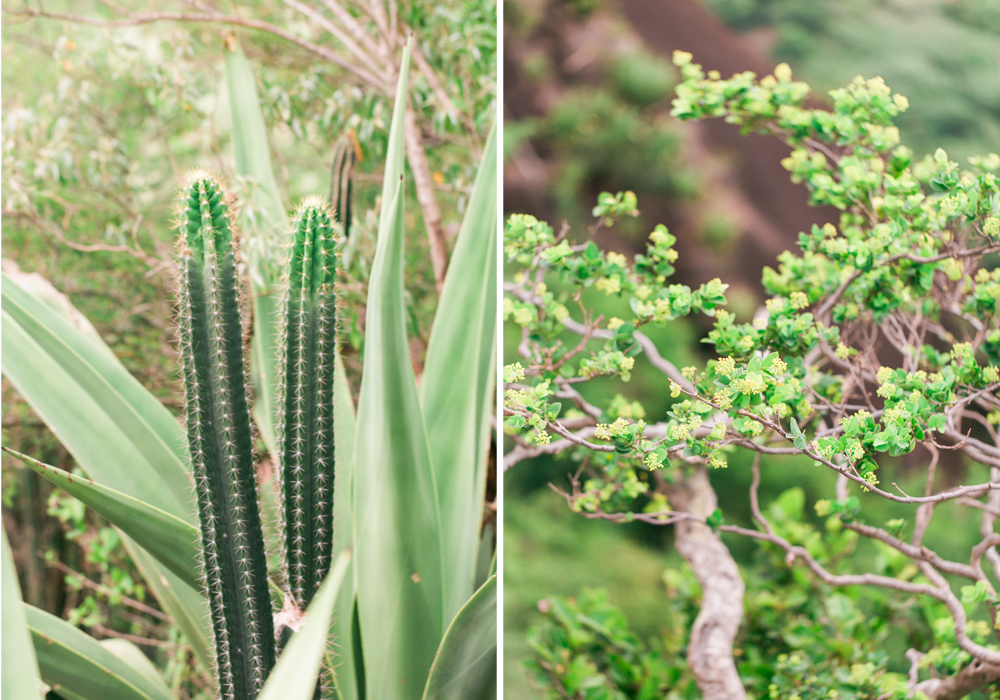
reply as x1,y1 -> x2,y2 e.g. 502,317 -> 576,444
278,198 -> 339,608
177,172 -> 276,700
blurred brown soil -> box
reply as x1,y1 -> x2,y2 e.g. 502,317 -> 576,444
504,0 -> 840,294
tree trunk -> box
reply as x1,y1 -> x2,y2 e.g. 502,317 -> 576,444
667,467 -> 747,699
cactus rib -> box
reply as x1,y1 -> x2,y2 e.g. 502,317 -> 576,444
278,197 -> 339,608
177,172 -> 276,700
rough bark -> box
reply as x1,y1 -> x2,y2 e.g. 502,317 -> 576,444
667,468 -> 747,700
916,659 -> 1000,699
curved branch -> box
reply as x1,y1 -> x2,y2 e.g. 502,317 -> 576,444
5,4 -> 389,89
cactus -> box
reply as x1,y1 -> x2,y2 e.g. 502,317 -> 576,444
176,171 -> 276,700
329,133 -> 356,241
277,198 -> 340,608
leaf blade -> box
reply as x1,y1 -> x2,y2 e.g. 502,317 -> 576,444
421,122 -> 498,619
421,575 -> 497,700
5,448 -> 201,591
25,605 -> 174,700
2,528 -> 42,700
353,39 -> 445,700
257,551 -> 352,700
0,273 -> 212,667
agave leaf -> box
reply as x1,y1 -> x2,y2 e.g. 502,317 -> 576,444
421,122 -> 498,620
0,273 -> 212,667
2,528 -> 42,700
99,639 -> 174,700
5,448 -> 201,591
225,43 -> 287,229
1,274 -> 192,515
474,523 -> 495,591
225,41 -> 288,456
25,605 -> 174,700
257,551 -> 352,700
354,38 -> 445,700
123,540 -> 211,669
378,42 -> 411,233
332,356 -> 360,700
421,575 -> 497,700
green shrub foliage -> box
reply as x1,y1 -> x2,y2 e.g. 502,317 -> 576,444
505,55 -> 1000,698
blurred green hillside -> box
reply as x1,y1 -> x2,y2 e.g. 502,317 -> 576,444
702,0 -> 1000,161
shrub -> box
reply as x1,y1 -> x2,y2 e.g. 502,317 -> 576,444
504,54 -> 1000,699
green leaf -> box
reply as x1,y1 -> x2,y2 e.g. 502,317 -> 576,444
4,448 -> 201,591
98,640 -> 174,700
225,41 -> 287,232
258,551 -> 352,700
0,273 -> 212,668
225,41 -> 289,456
422,575 -> 497,700
250,292 -> 282,455
122,540 -> 212,672
332,355 -> 360,700
2,528 -> 42,700
422,121 -> 497,621
25,605 -> 174,700
706,508 -> 724,532
378,42 -> 411,233
354,39 -> 445,700
1,273 -> 192,517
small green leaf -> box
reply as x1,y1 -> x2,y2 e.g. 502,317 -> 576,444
706,508 -> 724,532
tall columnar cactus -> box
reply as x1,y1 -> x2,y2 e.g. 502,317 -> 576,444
176,171 -> 276,700
277,198 -> 340,608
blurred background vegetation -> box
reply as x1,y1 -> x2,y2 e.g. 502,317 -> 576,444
503,0 -> 1000,696
2,1 -> 493,695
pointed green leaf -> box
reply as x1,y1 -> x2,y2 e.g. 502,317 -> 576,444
258,551 -> 352,700
332,356 -> 360,700
122,538 -> 211,670
225,42 -> 287,232
2,528 -> 42,700
225,41 -> 288,456
5,448 -> 200,590
98,640 -> 173,700
421,122 -> 497,620
355,175 -> 444,700
354,41 -> 444,699
0,273 -> 211,667
1,273 -> 192,516
378,40 -> 411,234
25,605 -> 174,700
422,575 -> 497,700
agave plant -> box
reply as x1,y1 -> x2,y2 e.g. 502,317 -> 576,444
1,39 -> 497,700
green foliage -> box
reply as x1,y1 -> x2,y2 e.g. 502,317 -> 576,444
525,589 -> 693,699
3,35 -> 497,700
506,54 -> 1000,696
2,528 -> 42,700
701,0 -> 1000,161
